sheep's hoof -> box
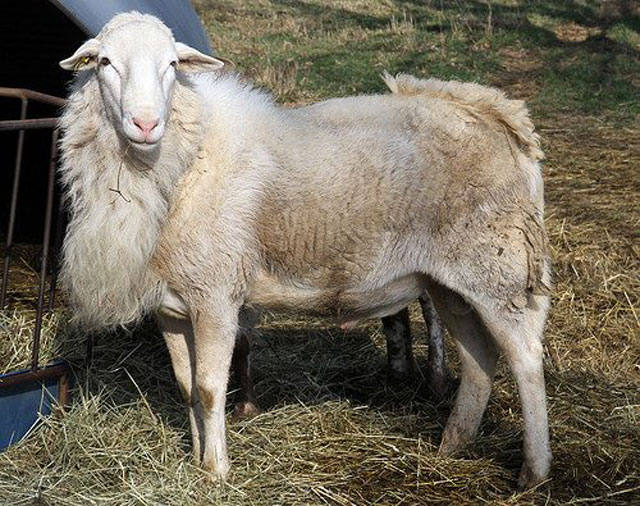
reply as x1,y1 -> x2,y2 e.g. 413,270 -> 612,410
202,457 -> 230,483
437,438 -> 460,456
438,423 -> 472,456
387,368 -> 414,386
425,369 -> 456,403
232,401 -> 262,421
517,461 -> 550,490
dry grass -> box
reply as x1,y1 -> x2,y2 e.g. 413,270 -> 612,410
0,310 -> 61,375
541,117 -> 640,383
1,1 -> 639,504
0,246 -> 67,374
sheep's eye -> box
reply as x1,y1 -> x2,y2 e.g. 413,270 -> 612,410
100,57 -> 111,67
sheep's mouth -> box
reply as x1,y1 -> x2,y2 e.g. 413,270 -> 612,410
128,138 -> 160,149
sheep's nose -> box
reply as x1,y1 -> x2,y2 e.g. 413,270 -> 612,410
132,117 -> 159,136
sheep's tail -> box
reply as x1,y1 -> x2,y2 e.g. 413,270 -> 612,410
382,72 -> 543,161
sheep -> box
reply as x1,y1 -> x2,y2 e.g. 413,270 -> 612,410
58,12 -> 551,489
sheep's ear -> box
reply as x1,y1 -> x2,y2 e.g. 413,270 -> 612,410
175,42 -> 228,72
60,39 -> 100,71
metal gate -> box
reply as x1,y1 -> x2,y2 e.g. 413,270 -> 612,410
0,87 -> 70,450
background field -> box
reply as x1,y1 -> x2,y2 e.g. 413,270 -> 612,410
1,1 -> 639,504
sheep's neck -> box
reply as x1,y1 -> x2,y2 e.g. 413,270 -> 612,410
59,77 -> 204,328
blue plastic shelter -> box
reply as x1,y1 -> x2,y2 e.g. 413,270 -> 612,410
50,0 -> 212,53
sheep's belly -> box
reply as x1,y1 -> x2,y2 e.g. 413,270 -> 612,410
159,273 -> 427,326
246,270 -> 427,324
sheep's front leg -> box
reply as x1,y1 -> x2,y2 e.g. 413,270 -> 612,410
231,331 -> 261,420
382,308 -> 416,383
192,304 -> 238,479
231,307 -> 261,420
418,293 -> 450,401
157,313 -> 203,462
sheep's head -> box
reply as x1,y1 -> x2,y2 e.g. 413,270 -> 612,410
60,12 -> 224,150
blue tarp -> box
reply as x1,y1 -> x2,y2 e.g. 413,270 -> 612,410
49,0 -> 213,54
0,368 -> 63,451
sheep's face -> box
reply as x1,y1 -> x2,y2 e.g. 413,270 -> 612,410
60,13 -> 224,151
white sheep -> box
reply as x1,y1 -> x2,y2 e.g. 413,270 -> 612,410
59,12 -> 551,489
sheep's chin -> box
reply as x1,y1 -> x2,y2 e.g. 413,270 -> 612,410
127,138 -> 161,151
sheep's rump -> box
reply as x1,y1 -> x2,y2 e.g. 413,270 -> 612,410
381,73 -> 543,161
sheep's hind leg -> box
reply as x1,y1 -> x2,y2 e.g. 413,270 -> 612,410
418,292 -> 450,401
382,308 -> 416,384
426,282 -> 498,454
474,297 -> 551,489
157,313 -> 203,463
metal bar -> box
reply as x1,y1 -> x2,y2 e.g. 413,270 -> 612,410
32,129 -> 59,371
0,363 -> 69,390
57,369 -> 71,411
47,201 -> 66,311
0,98 -> 28,308
0,118 -> 59,131
0,87 -> 66,107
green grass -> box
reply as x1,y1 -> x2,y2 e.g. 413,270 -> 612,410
199,0 -> 640,119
